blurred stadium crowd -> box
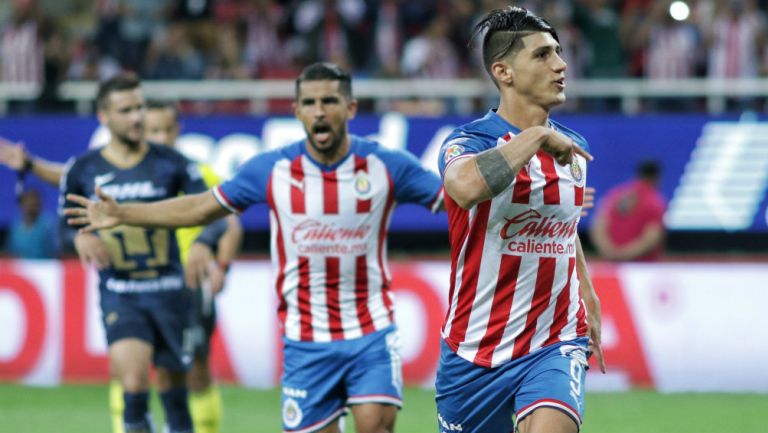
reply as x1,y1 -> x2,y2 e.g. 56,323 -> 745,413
2,0 -> 768,113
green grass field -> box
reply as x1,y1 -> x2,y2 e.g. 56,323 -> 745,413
0,384 -> 765,433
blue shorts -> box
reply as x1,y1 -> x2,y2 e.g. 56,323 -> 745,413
281,326 -> 403,433
100,290 -> 194,372
435,338 -> 589,433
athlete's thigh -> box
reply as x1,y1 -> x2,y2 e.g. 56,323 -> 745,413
435,341 -> 517,433
345,327 -> 403,408
281,339 -> 350,432
109,338 -> 153,391
350,403 -> 397,433
513,339 -> 589,432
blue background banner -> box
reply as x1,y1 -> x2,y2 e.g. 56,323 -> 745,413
1,113 -> 763,232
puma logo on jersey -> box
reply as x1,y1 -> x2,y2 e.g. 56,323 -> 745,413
100,182 -> 167,200
94,172 -> 115,186
290,178 -> 304,191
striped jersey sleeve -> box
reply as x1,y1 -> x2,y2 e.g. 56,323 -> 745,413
213,149 -> 284,214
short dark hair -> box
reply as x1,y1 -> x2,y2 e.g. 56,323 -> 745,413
295,62 -> 353,100
472,6 -> 559,86
96,73 -> 141,109
146,100 -> 179,121
637,159 -> 661,180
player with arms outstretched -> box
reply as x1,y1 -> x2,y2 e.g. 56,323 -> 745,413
436,7 -> 605,433
65,63 -> 443,433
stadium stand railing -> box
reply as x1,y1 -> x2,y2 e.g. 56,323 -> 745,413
4,78 -> 768,115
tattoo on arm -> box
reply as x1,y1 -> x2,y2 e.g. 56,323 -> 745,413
475,148 -> 517,197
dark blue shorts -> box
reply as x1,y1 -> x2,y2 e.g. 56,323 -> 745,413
435,337 -> 589,433
281,326 -> 403,433
100,290 -> 194,372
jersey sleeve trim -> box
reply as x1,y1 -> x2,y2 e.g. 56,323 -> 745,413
212,186 -> 242,214
443,153 -> 475,174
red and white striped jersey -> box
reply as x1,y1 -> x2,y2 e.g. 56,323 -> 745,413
1,21 -> 43,85
214,136 -> 442,342
438,110 -> 589,368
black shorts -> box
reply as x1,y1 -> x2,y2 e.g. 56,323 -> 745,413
101,289 -> 194,372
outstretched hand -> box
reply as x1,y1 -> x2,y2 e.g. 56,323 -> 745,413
64,186 -> 122,232
541,130 -> 593,166
0,137 -> 27,171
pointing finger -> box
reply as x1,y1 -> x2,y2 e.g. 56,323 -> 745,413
573,144 -> 593,162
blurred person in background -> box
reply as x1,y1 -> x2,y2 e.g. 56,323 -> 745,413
144,21 -> 205,79
437,6 -> 604,433
64,62 -> 444,433
632,0 -> 703,111
398,11 -> 460,115
107,100 -> 241,433
294,0 -> 368,72
115,0 -> 172,72
367,0 -> 407,78
704,0 -> 767,110
67,36 -> 122,81
400,12 -> 459,79
4,187 -> 58,258
241,0 -> 295,78
0,97 -> 241,433
0,0 -> 51,112
572,0 -> 626,111
590,159 -> 666,261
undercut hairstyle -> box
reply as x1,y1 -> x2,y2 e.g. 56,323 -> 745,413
471,6 -> 559,87
96,73 -> 141,109
295,62 -> 353,100
146,100 -> 179,121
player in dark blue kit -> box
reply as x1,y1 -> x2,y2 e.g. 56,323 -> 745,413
60,74 -> 225,433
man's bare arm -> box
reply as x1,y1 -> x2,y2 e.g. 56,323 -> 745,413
217,214 -> 243,264
0,138 -> 65,186
575,235 -> 606,373
29,157 -> 65,186
65,189 -> 231,231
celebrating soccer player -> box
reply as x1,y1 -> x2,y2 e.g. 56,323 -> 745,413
65,63 -> 443,433
435,7 -> 606,433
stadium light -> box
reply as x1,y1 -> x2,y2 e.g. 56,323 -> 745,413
669,1 -> 690,21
